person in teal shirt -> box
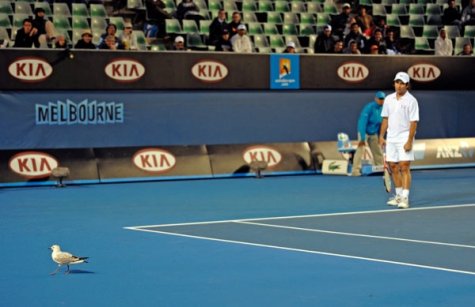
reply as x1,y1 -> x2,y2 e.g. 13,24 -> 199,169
351,91 -> 386,176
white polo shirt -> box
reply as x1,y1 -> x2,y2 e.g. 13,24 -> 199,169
381,91 -> 419,143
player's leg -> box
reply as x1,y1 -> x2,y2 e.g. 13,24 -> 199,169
396,142 -> 415,208
400,161 -> 412,189
397,161 -> 412,208
386,142 -> 403,205
389,162 -> 402,187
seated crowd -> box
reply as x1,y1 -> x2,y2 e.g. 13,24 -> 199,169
1,0 -> 474,55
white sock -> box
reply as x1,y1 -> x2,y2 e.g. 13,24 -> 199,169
396,187 -> 403,196
402,189 -> 410,198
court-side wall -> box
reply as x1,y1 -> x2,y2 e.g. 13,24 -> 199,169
0,90 -> 474,150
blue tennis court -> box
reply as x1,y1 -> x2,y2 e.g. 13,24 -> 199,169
1,168 -> 475,306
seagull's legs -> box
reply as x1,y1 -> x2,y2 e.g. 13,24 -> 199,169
65,264 -> 70,274
50,265 -> 61,275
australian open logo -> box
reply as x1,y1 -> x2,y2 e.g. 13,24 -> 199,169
270,54 -> 300,90
35,99 -> 124,125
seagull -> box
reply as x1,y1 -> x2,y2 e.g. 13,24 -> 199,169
49,244 -> 88,275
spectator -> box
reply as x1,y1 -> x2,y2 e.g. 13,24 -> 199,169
332,40 -> 344,53
283,41 -> 296,53
144,0 -> 172,40
345,39 -> 361,54
175,0 -> 203,23
458,42 -> 473,55
13,19 -> 40,48
343,16 -> 357,38
385,29 -> 401,55
227,12 -> 242,38
54,35 -> 67,49
98,24 -> 123,49
355,5 -> 374,37
366,29 -> 387,54
344,22 -> 366,52
119,22 -> 138,50
461,0 -> 475,27
32,7 -> 56,48
314,24 -> 337,53
443,0 -> 462,25
99,35 -> 125,50
172,35 -> 187,50
209,9 -> 228,46
74,30 -> 96,49
369,43 -> 380,54
214,28 -> 232,51
230,24 -> 253,53
332,3 -> 352,38
434,28 -> 453,55
375,17 -> 389,38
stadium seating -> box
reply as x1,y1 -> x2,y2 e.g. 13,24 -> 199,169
54,15 -> 71,31
0,2 -> 13,15
263,22 -> 279,35
72,3 -> 89,17
53,3 -> 70,17
242,11 -> 258,22
253,34 -> 269,48
247,22 -> 263,35
0,0 -> 473,53
0,12 -> 11,28
15,2 -> 32,15
422,25 -> 439,39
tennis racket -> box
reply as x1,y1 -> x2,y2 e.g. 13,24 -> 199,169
382,148 -> 392,193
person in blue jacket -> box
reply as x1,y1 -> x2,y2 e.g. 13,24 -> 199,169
351,91 -> 386,176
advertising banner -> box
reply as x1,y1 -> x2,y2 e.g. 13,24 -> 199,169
208,143 -> 315,177
0,149 -> 99,187
95,146 -> 212,182
1,50 -> 474,90
312,138 -> 475,174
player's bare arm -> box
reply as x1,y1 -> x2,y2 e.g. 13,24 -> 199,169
379,117 -> 388,147
404,121 -> 418,152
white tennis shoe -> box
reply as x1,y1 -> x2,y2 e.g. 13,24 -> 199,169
398,197 -> 410,209
387,195 -> 401,206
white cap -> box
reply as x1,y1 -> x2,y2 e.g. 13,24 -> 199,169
324,24 -> 332,31
175,36 -> 184,43
393,72 -> 410,83
237,24 -> 246,31
286,41 -> 296,48
342,3 -> 351,8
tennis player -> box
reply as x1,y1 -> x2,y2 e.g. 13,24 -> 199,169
379,72 -> 419,209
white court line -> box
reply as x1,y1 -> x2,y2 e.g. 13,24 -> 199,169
125,203 -> 475,229
124,226 -> 475,276
236,221 -> 475,249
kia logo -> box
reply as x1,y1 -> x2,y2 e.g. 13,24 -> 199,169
243,146 -> 282,168
133,148 -> 176,173
9,151 -> 58,179
8,57 -> 53,82
191,60 -> 228,83
408,63 -> 441,82
337,62 -> 369,83
105,58 -> 145,82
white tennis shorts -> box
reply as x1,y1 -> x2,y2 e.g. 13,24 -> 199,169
386,141 -> 415,162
